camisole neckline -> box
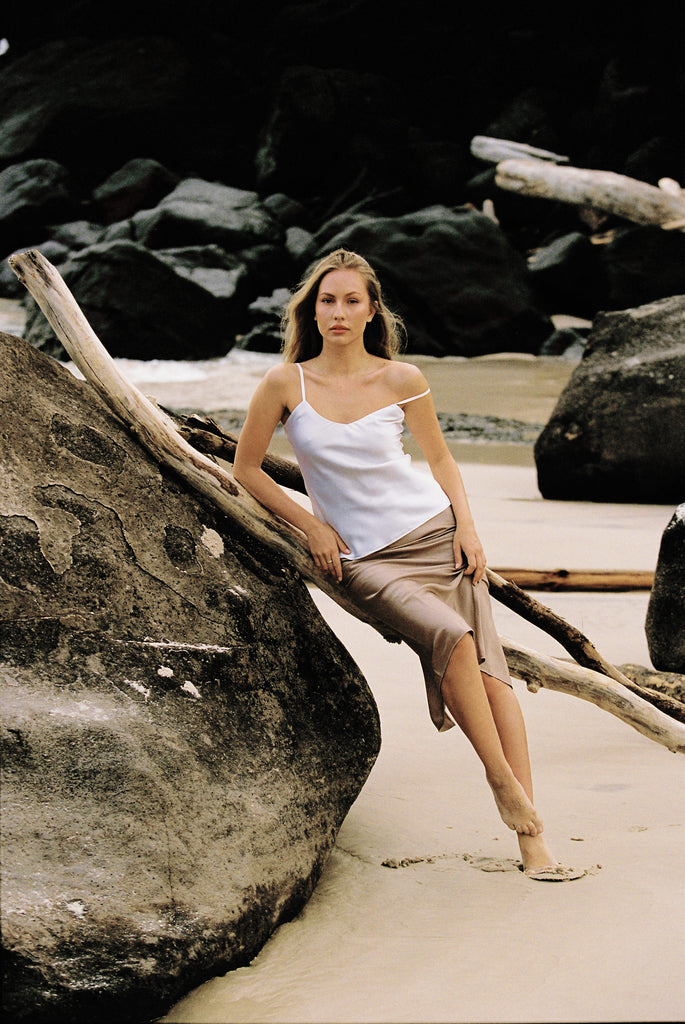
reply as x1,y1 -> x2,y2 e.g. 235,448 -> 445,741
290,362 -> 430,426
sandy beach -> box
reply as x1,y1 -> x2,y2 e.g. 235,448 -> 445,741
3,303 -> 683,1023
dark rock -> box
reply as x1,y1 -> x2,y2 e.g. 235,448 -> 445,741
235,287 -> 291,352
130,179 -> 283,252
623,136 -> 684,186
22,240 -> 247,360
0,331 -> 380,1024
48,220 -> 105,250
602,225 -> 685,310
0,39 -> 183,170
92,158 -> 181,223
528,232 -> 607,318
234,325 -> 283,353
538,327 -> 586,360
248,288 -> 291,322
285,225 -> 316,264
0,160 -> 77,253
314,205 -> 554,356
620,663 -> 685,705
1,241 -> 70,299
262,193 -> 307,228
534,295 -> 685,502
645,506 -> 685,673
255,65 -> 419,203
0,37 -> 248,187
155,245 -> 251,302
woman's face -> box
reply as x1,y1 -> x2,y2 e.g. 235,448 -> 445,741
314,269 -> 375,348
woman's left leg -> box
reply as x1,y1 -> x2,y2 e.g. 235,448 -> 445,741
481,672 -> 557,872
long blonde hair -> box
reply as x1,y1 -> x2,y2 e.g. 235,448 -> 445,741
281,249 -> 405,362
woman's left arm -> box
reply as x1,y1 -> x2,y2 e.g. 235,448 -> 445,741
403,383 -> 487,584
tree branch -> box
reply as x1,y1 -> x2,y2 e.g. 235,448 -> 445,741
494,157 -> 685,229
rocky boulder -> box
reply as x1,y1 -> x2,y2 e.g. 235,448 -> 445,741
0,160 -> 78,254
645,506 -> 685,673
312,205 -> 554,357
0,36 -> 256,186
534,294 -> 685,502
22,239 -> 252,360
92,158 -> 181,224
602,225 -> 685,311
0,332 -> 381,1023
129,179 -> 284,253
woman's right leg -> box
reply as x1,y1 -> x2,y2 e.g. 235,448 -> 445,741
440,633 -> 543,836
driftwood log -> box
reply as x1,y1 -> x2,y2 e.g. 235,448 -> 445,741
8,250 -> 685,753
494,157 -> 685,230
470,135 -> 570,166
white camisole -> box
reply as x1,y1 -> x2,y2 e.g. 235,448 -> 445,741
284,363 -> 451,560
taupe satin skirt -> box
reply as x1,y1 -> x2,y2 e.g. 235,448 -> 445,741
342,507 -> 511,732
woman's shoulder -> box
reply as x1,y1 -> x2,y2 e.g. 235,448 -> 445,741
383,359 -> 429,398
259,361 -> 300,389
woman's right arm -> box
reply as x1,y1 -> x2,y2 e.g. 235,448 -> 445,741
233,367 -> 349,580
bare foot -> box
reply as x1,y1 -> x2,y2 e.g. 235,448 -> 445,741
518,831 -> 557,873
487,773 -> 543,836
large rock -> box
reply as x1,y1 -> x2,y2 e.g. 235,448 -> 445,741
0,160 -> 77,253
534,295 -> 685,502
255,63 -> 466,207
22,239 -> 252,360
0,332 -> 381,1023
92,158 -> 181,224
130,179 -> 284,252
603,225 -> 685,311
0,36 -> 259,187
313,205 -> 554,356
645,506 -> 685,673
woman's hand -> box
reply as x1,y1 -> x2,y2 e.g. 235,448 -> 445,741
454,520 -> 486,585
305,520 -> 350,583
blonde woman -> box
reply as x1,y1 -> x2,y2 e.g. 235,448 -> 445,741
234,249 -> 581,881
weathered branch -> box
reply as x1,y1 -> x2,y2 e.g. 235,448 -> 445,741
9,250 -> 685,752
503,638 -> 685,754
494,158 -> 685,230
492,567 -> 654,592
470,135 -> 570,165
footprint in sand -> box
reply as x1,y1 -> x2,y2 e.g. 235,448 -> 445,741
465,855 -> 521,873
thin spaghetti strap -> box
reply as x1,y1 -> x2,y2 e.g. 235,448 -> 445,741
399,387 -> 431,406
296,362 -> 306,402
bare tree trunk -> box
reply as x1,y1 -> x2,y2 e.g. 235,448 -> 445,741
494,158 -> 685,229
8,249 -> 685,753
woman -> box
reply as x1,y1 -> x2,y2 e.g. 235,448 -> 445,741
234,248 -> 580,881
